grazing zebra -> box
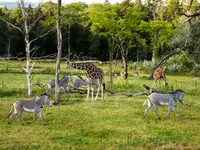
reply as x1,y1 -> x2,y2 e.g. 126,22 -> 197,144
43,75 -> 73,94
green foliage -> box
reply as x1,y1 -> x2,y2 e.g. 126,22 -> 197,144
1,0 -> 200,63
140,20 -> 175,62
191,64 -> 200,77
165,51 -> 194,73
130,60 -> 153,73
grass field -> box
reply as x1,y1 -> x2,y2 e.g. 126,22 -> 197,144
0,61 -> 200,149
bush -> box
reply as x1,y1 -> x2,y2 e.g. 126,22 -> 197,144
191,64 -> 200,77
165,51 -> 194,73
130,60 -> 153,73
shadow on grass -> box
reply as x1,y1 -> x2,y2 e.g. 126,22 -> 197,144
60,99 -> 83,105
0,89 -> 27,97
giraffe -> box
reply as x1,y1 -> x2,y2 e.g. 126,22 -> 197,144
153,67 -> 168,87
67,61 -> 104,100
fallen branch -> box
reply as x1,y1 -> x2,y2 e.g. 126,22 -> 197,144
127,92 -> 148,97
104,88 -> 115,94
143,84 -> 160,93
107,91 -> 147,97
107,84 -> 160,97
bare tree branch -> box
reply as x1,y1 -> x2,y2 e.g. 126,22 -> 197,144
177,11 -> 200,18
30,46 -> 40,57
30,62 -> 35,72
28,14 -> 45,32
23,62 -> 35,73
28,2 -> 45,32
0,18 -> 22,33
30,45 -> 40,53
177,10 -> 200,23
29,27 -> 55,45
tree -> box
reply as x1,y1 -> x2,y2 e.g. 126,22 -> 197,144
62,2 -> 88,61
88,2 -> 147,79
0,8 -> 8,56
140,20 -> 175,63
0,1 -> 53,96
55,0 -> 62,104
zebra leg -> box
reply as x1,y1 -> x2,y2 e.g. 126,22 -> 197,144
154,105 -> 161,119
144,101 -> 152,118
18,112 -> 25,125
8,112 -> 18,124
27,112 -> 38,124
172,107 -> 179,118
39,110 -> 45,125
164,107 -> 172,119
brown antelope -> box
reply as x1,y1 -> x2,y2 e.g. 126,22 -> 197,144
153,67 -> 168,87
120,72 -> 125,77
132,71 -> 139,77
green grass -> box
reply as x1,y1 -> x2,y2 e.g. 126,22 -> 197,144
0,61 -> 200,149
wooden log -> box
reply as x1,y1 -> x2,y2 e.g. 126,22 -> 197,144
143,84 -> 160,93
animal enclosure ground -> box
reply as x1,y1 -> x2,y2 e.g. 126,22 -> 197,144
0,61 -> 200,149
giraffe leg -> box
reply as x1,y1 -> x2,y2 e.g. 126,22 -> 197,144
87,84 -> 90,99
86,78 -> 90,99
91,87 -> 94,100
95,79 -> 101,100
100,81 -> 103,99
95,85 -> 100,100
101,84 -> 103,99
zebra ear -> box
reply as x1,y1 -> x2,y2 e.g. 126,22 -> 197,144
40,92 -> 49,97
46,92 -> 50,97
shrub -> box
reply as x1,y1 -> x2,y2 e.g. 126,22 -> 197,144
130,60 -> 153,73
165,51 -> 194,73
191,64 -> 200,77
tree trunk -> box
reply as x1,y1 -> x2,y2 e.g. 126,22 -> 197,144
25,42 -> 32,96
7,38 -> 11,58
108,37 -> 115,87
55,0 -> 62,104
109,55 -> 113,86
21,0 -> 32,96
119,40 -> 128,79
68,25 -> 71,62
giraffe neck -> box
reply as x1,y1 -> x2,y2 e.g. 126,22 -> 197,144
70,62 -> 86,70
69,62 -> 102,80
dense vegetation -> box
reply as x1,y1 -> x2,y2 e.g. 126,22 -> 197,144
0,0 -> 200,64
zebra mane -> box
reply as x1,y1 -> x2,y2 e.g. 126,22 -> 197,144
40,93 -> 49,96
168,89 -> 184,94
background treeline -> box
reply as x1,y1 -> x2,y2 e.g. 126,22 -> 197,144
0,0 -> 200,64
